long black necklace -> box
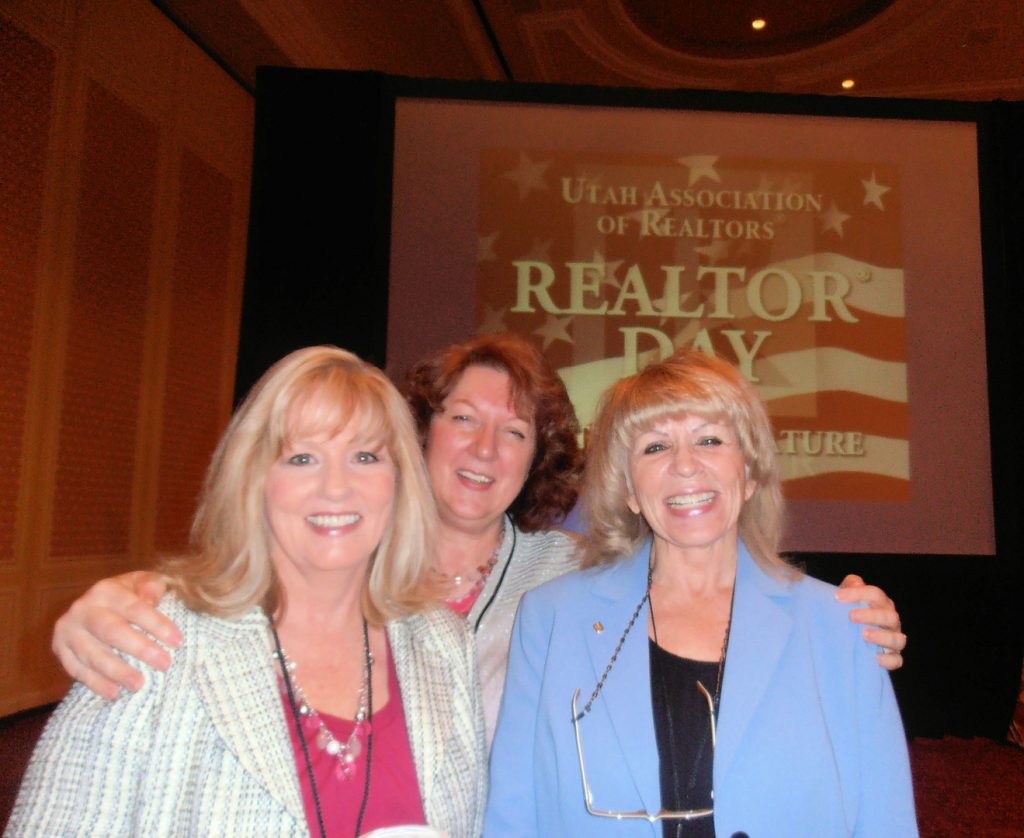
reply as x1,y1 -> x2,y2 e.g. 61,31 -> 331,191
270,618 -> 374,838
649,577 -> 734,838
471,519 -> 517,633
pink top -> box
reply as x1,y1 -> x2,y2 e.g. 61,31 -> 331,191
444,585 -> 484,616
281,642 -> 426,836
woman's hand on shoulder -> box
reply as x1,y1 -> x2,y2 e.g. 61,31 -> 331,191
52,571 -> 181,699
836,574 -> 907,672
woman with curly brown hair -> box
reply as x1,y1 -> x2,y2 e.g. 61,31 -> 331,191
402,333 -> 583,739
49,335 -> 906,745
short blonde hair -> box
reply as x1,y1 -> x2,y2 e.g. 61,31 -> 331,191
162,346 -> 439,623
581,349 -> 792,576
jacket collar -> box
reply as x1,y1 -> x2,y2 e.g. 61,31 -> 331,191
194,608 -> 305,825
468,514 -> 515,629
582,540 -> 662,814
714,545 -> 794,782
387,617 -> 434,811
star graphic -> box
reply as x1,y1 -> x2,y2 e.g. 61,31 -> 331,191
677,155 -> 721,187
694,238 -> 731,263
534,314 -> 574,350
501,152 -> 551,200
583,250 -> 624,289
478,231 -> 499,262
819,201 -> 851,237
477,304 -> 507,335
519,238 -> 553,262
780,176 -> 803,195
862,171 -> 891,210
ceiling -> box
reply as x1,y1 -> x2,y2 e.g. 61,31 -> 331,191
157,0 -> 1024,100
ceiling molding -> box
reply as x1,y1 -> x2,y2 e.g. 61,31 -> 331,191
153,0 -> 1024,101
441,0 -> 507,80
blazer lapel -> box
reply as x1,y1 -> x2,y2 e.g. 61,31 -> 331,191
582,542 -> 662,815
388,612 -> 483,838
194,610 -> 305,824
387,615 -> 457,820
388,617 -> 436,809
713,546 -> 794,783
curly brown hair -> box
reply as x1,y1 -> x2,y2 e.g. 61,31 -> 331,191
404,333 -> 582,532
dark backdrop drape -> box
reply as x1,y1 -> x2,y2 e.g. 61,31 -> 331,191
237,69 -> 396,392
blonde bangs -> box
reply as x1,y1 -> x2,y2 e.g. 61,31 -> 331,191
615,400 -> 731,450
277,365 -> 396,454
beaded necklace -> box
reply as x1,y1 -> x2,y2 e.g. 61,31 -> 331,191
438,522 -> 505,607
270,619 -> 374,838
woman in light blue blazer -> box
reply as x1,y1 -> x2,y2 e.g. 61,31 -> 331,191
486,350 -> 917,838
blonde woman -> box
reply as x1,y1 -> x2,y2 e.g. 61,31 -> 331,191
487,350 -> 915,836
11,347 -> 485,837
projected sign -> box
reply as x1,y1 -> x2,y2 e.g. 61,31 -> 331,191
475,150 -> 908,502
389,98 -> 993,554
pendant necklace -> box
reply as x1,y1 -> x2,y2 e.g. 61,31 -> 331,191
271,618 -> 374,838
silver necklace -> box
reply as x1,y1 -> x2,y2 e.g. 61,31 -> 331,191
574,560 -> 733,720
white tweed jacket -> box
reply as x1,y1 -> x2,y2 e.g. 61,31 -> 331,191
7,597 -> 486,837
467,518 -> 579,744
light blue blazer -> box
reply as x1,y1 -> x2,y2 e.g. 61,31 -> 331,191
485,540 -> 917,837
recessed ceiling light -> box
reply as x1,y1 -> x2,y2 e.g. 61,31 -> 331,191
841,78 -> 856,90
751,19 -> 767,31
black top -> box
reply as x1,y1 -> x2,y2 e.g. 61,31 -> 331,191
649,639 -> 718,838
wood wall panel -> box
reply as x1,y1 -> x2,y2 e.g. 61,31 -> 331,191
49,81 -> 158,559
0,591 -> 17,684
0,0 -> 253,715
0,17 -> 54,564
154,150 -> 233,553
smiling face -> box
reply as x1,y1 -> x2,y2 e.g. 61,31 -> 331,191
627,414 -> 754,562
263,405 -> 397,587
425,365 -> 536,535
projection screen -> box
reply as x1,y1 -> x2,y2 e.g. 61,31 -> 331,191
388,97 -> 993,555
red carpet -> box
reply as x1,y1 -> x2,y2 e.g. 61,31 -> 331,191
911,736 -> 1024,837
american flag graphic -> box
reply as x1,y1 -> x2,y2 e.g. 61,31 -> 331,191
475,149 -> 908,503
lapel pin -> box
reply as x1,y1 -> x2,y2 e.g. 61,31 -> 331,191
593,621 -> 604,633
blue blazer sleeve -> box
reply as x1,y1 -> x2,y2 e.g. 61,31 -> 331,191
850,617 -> 917,836
712,567 -> 918,837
